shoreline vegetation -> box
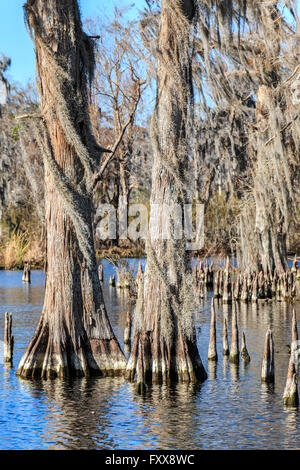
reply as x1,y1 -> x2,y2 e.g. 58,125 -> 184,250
1,224 -> 300,271
1,245 -> 299,271
3,210 -> 300,269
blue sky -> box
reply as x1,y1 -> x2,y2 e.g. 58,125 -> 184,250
0,0 -> 145,87
1,1 -> 298,88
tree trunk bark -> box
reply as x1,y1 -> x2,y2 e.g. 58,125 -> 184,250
240,5 -> 288,275
126,0 -> 207,386
17,0 -> 126,378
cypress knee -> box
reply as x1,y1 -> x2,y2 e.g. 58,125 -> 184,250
261,327 -> 274,382
22,263 -> 31,283
223,257 -> 232,304
240,276 -> 248,303
229,303 -> 239,364
251,274 -> 258,303
207,259 -> 214,287
4,312 -> 14,364
241,331 -> 250,363
204,260 -> 209,287
198,279 -> 205,299
271,273 -> 277,299
277,277 -> 283,302
247,273 -> 253,300
282,276 -> 288,301
224,256 -> 230,275
135,337 -> 147,394
233,275 -> 241,301
222,275 -> 232,304
283,353 -> 299,407
208,298 -> 218,361
222,315 -> 229,356
213,270 -> 220,298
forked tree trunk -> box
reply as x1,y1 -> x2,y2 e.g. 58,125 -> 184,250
16,0 -> 126,378
126,0 -> 207,387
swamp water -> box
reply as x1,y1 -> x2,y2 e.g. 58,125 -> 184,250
0,259 -> 300,450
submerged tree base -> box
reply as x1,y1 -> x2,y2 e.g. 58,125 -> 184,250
126,330 -> 207,385
16,317 -> 127,379
16,343 -> 126,379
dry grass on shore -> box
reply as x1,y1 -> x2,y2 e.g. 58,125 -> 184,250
0,230 -> 45,269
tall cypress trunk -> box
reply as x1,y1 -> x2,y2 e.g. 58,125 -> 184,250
126,0 -> 207,386
240,4 -> 288,275
16,0 -> 126,378
254,84 -> 287,274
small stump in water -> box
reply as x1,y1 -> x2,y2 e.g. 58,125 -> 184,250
222,316 -> 229,356
22,263 -> 31,283
222,257 -> 232,304
208,298 -> 218,361
229,303 -> 239,364
283,353 -> 299,407
213,270 -> 221,298
241,332 -> 251,363
4,312 -> 14,365
261,327 -> 274,383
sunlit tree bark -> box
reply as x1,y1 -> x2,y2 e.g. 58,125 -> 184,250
126,0 -> 207,388
17,0 -> 126,378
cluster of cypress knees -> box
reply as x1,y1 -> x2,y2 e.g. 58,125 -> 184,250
207,297 -> 299,407
2,259 -> 299,407
194,256 -> 300,303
